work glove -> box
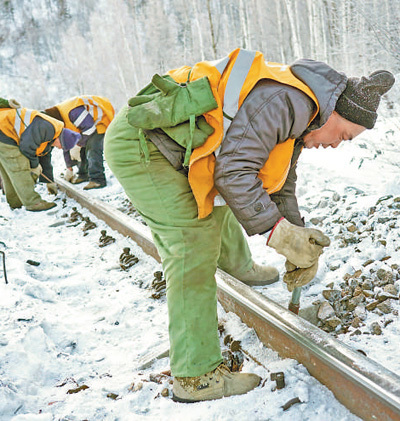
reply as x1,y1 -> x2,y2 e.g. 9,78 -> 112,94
63,168 -> 74,182
283,260 -> 319,292
30,164 -> 42,182
47,182 -> 58,195
267,218 -> 330,268
69,145 -> 82,162
162,116 -> 214,150
127,74 -> 217,129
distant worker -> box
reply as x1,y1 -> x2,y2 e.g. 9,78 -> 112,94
44,95 -> 115,190
0,99 -> 81,211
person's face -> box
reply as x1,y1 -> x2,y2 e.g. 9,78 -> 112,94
53,137 -> 62,149
303,111 -> 366,149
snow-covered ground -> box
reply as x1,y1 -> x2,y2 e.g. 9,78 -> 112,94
249,118 -> 400,372
0,184 -> 359,421
1,116 -> 399,420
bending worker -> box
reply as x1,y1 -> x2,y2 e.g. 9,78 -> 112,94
44,95 -> 115,190
0,100 -> 81,211
104,49 -> 394,402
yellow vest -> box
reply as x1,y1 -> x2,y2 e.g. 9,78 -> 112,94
167,48 -> 319,219
56,96 -> 115,134
0,108 -> 64,155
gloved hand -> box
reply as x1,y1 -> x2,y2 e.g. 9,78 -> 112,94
267,218 -> 330,268
283,260 -> 319,292
69,145 -> 82,162
63,168 -> 74,182
47,182 -> 58,195
30,164 -> 42,182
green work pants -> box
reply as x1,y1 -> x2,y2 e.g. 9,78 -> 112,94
105,121 -> 253,377
0,142 -> 42,209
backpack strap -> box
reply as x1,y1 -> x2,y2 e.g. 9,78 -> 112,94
138,129 -> 150,165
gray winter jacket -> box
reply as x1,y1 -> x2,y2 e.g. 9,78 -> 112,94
148,59 -> 347,236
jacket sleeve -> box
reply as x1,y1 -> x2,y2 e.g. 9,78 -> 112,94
63,150 -> 79,168
214,80 -> 315,236
19,116 -> 56,168
69,105 -> 96,147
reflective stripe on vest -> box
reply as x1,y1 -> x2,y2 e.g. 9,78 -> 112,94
200,50 -> 257,137
214,49 -> 257,158
209,55 -> 230,75
73,108 -> 89,128
73,104 -> 96,136
82,96 -> 103,130
14,109 -> 33,137
222,49 -> 256,135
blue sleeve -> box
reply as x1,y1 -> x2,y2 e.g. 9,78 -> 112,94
63,149 -> 80,168
63,150 -> 74,168
19,116 -> 56,168
69,106 -> 96,135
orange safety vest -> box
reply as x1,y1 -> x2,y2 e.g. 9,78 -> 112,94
0,108 -> 64,156
56,96 -> 115,135
167,48 -> 320,219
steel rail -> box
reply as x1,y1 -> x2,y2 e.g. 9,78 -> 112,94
56,177 -> 400,421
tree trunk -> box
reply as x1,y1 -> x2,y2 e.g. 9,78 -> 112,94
283,0 -> 303,58
206,0 -> 217,59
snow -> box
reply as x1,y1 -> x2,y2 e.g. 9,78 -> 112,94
1,115 -> 399,420
0,192 -> 360,420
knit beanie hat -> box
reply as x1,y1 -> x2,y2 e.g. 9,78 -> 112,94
60,128 -> 81,151
335,70 -> 395,129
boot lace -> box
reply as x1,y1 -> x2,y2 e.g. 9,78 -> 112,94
212,363 -> 231,383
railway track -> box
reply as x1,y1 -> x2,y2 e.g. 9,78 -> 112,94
56,176 -> 400,421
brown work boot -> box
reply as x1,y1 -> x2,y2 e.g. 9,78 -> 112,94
83,181 -> 106,190
172,363 -> 261,403
26,200 -> 56,212
70,175 -> 88,184
232,262 -> 279,287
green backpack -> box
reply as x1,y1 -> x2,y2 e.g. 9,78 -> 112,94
126,74 -> 217,166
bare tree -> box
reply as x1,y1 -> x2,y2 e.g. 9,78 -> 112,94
206,0 -> 217,59
0,0 -> 398,110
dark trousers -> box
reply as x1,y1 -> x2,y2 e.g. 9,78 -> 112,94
39,149 -> 54,183
78,132 -> 106,184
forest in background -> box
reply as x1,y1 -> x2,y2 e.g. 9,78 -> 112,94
0,0 -> 399,110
